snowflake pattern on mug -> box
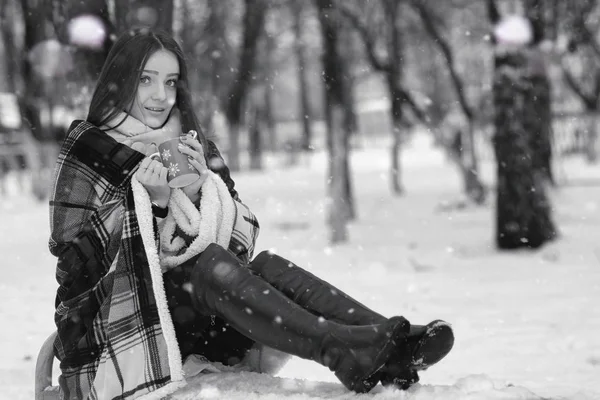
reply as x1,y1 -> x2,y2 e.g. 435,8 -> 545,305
168,162 -> 180,177
161,149 -> 172,161
188,162 -> 195,171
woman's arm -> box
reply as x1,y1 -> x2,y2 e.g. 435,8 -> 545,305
50,121 -> 144,301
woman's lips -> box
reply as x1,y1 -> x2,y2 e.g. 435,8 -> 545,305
145,106 -> 165,113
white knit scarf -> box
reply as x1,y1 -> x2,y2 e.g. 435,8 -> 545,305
102,111 -> 180,146
112,111 -> 234,269
158,170 -> 236,270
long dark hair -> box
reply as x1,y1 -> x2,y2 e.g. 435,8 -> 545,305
87,28 -> 208,150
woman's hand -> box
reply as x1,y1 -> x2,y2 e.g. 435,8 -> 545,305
178,132 -> 209,201
123,140 -> 157,156
135,156 -> 171,207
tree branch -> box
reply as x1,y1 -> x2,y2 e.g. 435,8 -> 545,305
224,0 -> 268,124
486,0 -> 500,25
400,88 -> 427,123
561,63 -> 596,109
337,2 -> 390,73
411,0 -> 474,121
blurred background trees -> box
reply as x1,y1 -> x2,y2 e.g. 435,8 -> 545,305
1,0 -> 598,247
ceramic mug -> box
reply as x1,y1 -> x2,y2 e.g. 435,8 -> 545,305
150,130 -> 200,188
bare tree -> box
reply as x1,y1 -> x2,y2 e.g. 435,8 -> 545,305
0,0 -> 23,94
410,0 -> 486,203
262,18 -> 277,152
19,0 -> 58,200
291,0 -> 314,151
558,0 -> 600,162
339,0 -> 426,195
314,0 -> 356,243
222,0 -> 269,171
182,0 -> 227,131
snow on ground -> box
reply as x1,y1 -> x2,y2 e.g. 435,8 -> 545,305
1,133 -> 599,400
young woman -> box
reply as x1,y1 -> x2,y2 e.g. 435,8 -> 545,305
49,29 -> 454,399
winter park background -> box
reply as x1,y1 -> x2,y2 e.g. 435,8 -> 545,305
1,131 -> 600,400
2,0 -> 600,399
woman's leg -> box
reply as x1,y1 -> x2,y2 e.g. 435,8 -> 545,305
249,250 -> 454,388
250,251 -> 386,325
163,263 -> 215,359
190,243 -> 410,393
164,262 -> 257,364
163,260 -> 289,373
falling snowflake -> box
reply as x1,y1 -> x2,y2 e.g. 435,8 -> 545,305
168,162 -> 180,177
161,148 -> 172,161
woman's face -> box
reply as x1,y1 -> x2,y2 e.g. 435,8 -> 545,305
129,50 -> 180,129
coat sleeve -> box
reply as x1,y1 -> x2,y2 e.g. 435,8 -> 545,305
49,122 -> 144,303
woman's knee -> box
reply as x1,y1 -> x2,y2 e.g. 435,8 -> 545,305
249,250 -> 293,274
194,244 -> 242,286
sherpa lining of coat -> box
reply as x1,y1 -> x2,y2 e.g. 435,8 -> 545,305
130,170 -> 238,398
131,175 -> 186,398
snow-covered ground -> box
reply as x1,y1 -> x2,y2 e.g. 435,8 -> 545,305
1,133 -> 599,400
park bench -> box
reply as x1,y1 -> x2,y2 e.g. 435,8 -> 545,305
35,331 -> 59,400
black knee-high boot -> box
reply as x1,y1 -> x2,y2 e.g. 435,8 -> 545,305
249,251 -> 455,389
190,244 -> 410,393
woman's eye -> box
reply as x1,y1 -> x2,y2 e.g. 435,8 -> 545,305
140,76 -> 151,84
166,79 -> 178,87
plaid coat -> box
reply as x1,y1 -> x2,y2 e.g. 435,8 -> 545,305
49,120 -> 259,399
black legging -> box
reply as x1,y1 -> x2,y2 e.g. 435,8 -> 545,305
163,256 -> 255,364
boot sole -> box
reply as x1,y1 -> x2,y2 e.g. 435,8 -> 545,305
348,317 -> 410,393
411,321 -> 454,371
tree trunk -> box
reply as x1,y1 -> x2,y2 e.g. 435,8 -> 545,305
390,122 -> 403,195
315,0 -> 353,244
263,22 -> 276,152
412,0 -> 485,203
223,0 -> 267,171
0,0 -> 22,94
385,1 -> 405,196
20,0 -> 56,201
493,49 -> 557,249
389,85 -> 405,195
226,120 -> 242,172
249,105 -> 262,170
462,122 -> 486,202
292,0 -> 313,152
263,79 -> 275,152
584,112 -> 598,163
329,107 -> 349,243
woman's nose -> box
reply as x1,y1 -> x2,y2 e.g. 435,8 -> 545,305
152,83 -> 167,101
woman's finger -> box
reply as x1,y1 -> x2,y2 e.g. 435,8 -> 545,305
177,144 -> 200,159
178,145 -> 207,170
151,165 -> 163,176
146,143 -> 159,156
138,157 -> 152,170
188,158 -> 208,174
158,167 -> 169,183
180,135 -> 204,153
131,142 -> 146,153
149,159 -> 163,172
